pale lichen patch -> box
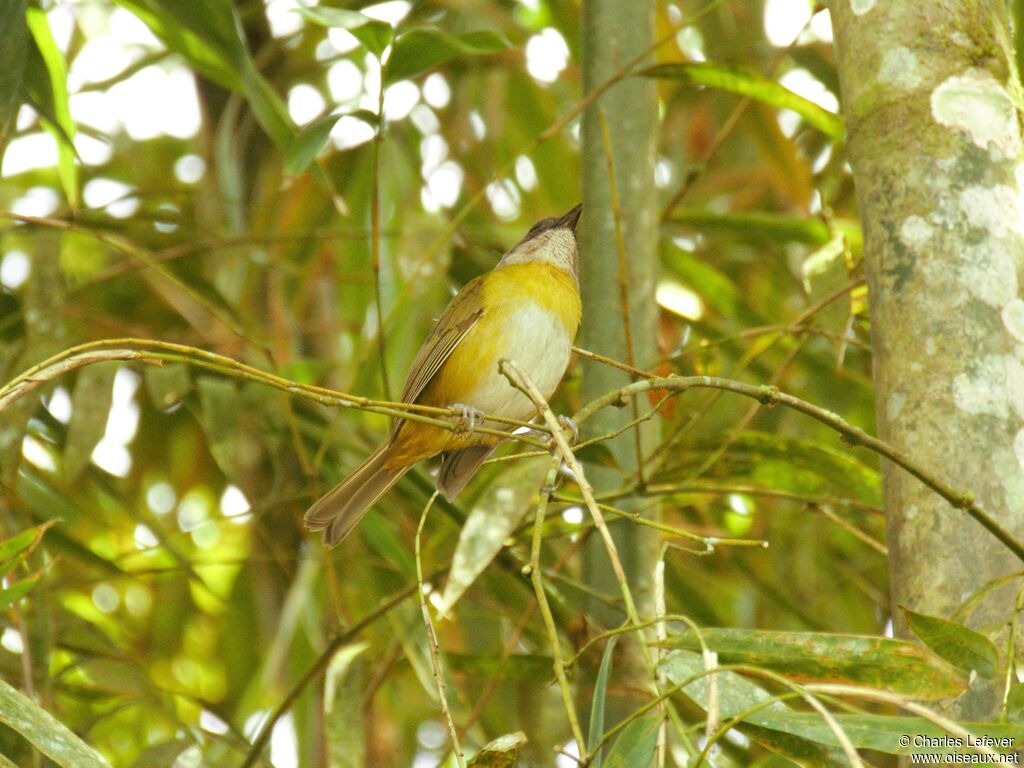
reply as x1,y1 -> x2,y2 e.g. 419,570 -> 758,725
952,354 -> 1024,419
959,240 -> 1020,308
931,69 -> 1020,158
958,184 -> 1019,239
1002,298 -> 1024,343
850,0 -> 875,14
879,47 -> 921,90
926,338 -> 937,356
900,215 -> 933,249
1014,428 -> 1024,470
993,447 -> 1024,513
888,391 -> 906,420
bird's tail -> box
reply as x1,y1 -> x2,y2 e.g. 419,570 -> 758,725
304,444 -> 409,547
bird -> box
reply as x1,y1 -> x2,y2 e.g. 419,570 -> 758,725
305,204 -> 583,547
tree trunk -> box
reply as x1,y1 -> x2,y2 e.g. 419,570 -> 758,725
579,0 -> 660,725
829,1 -> 1024,717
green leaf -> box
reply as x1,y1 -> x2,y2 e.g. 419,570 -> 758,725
296,7 -> 393,56
113,0 -> 293,148
360,509 -> 416,579
0,678 -> 111,768
588,636 -> 617,768
662,432 -> 882,506
0,571 -> 42,611
25,7 -> 78,207
640,62 -> 844,140
436,456 -> 549,617
284,113 -> 345,175
802,235 -> 852,355
603,714 -> 659,768
0,0 -> 29,155
667,210 -> 862,251
64,365 -> 116,481
112,0 -> 239,88
1005,683 -> 1024,724
659,650 -> 1018,757
902,607 -> 999,679
660,628 -> 966,699
0,521 -> 53,566
753,713 -> 1022,755
468,732 -> 528,768
386,28 -> 509,84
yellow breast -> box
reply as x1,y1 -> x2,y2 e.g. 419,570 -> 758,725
388,262 -> 580,466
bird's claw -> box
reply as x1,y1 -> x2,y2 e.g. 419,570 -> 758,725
451,403 -> 485,434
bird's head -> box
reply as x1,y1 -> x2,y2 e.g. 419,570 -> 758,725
497,203 -> 582,280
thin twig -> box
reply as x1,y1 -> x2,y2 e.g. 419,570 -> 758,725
0,338 -> 549,444
415,493 -> 466,768
571,373 -> 1024,565
528,455 -> 587,749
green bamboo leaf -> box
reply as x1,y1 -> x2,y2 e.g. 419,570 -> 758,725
640,62 -> 844,140
667,210 -> 862,251
285,113 -> 343,175
436,456 -> 549,617
25,7 -> 78,207
284,110 -> 375,175
468,732 -> 528,768
0,678 -> 111,768
64,365 -> 116,482
112,0 -> 239,88
360,509 -> 417,579
296,7 -> 393,56
113,0 -> 293,147
660,628 -> 966,699
0,571 -> 42,611
603,714 -> 659,768
0,751 -> 19,768
0,521 -> 53,565
0,0 -> 29,154
588,635 -> 617,768
754,713 -> 1022,755
1005,683 -> 1024,724
902,607 -> 999,679
661,432 -> 882,506
386,28 -> 509,84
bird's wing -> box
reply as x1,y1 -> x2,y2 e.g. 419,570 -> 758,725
399,276 -> 485,405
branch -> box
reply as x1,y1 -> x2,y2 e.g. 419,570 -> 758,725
0,338 -> 549,446
573,374 -> 1024,565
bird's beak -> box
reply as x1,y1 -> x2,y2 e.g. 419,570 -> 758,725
556,203 -> 583,232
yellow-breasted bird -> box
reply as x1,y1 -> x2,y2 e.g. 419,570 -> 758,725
305,204 -> 584,546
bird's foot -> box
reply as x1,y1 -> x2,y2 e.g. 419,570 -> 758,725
450,403 -> 485,434
556,415 -> 579,443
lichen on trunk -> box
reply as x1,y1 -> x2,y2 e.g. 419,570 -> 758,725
829,0 -> 1024,717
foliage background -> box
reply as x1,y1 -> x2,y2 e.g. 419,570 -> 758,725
0,0 -> 1013,766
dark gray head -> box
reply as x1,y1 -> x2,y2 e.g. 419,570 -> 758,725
498,204 -> 583,279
